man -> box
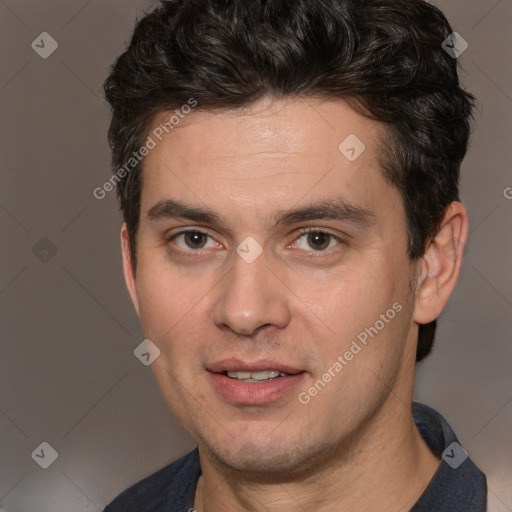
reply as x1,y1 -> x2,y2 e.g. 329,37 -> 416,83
102,0 -> 487,510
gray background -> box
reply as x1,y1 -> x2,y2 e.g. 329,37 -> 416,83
0,1 -> 510,510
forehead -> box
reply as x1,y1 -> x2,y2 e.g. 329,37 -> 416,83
140,97 -> 395,228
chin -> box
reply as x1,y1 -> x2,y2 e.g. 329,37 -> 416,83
201,432 -> 337,480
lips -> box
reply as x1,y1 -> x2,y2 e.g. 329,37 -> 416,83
206,358 -> 305,404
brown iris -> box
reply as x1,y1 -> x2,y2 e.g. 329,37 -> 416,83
184,232 -> 208,249
307,232 -> 330,250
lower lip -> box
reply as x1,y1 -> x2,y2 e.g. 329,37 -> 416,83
208,371 -> 305,405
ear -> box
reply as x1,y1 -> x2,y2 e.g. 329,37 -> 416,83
121,223 -> 141,317
413,201 -> 469,325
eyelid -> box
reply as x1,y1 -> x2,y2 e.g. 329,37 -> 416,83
295,226 -> 344,242
296,226 -> 341,236
165,227 -> 212,242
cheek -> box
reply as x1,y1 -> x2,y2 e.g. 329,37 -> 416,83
135,262 -> 213,363
302,260 -> 413,389
135,262 -> 183,341
312,264 -> 399,330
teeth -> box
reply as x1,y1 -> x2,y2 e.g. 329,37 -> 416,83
228,371 -> 252,379
251,370 -> 278,380
227,370 -> 287,381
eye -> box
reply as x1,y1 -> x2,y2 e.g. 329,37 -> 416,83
171,230 -> 220,250
292,229 -> 341,252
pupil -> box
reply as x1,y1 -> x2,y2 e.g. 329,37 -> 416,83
308,232 -> 329,250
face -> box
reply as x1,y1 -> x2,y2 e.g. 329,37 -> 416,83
123,98 -> 420,475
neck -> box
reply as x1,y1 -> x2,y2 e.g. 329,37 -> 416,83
194,397 -> 440,511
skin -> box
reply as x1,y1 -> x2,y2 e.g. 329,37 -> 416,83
121,97 -> 468,511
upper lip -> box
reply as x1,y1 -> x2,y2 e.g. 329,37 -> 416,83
207,358 -> 303,375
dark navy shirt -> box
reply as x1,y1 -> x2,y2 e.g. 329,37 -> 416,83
104,402 -> 487,511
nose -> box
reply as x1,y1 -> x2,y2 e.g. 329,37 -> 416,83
212,248 -> 291,336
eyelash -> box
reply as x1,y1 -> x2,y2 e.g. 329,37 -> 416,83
165,227 -> 344,257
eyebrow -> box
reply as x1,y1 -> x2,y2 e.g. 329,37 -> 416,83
147,200 -> 222,224
146,198 -> 375,229
274,199 -> 375,228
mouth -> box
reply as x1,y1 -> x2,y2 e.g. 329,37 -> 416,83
206,359 -> 305,404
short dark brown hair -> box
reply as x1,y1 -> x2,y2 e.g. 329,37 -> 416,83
104,0 -> 474,361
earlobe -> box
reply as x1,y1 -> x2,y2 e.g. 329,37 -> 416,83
413,202 -> 469,325
121,224 -> 141,317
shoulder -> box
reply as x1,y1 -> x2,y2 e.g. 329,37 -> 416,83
412,402 -> 487,512
103,448 -> 200,512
